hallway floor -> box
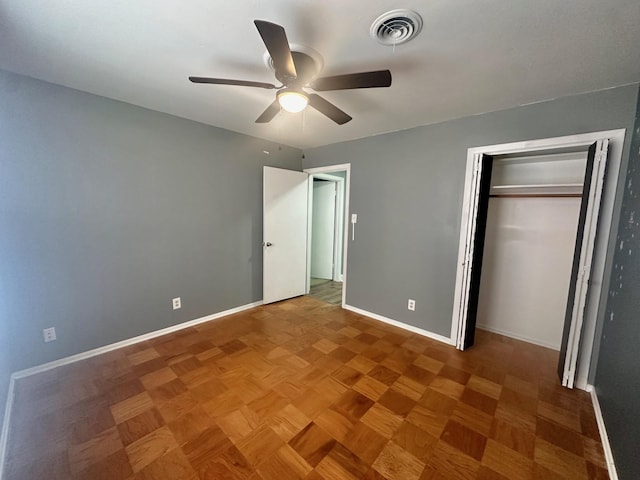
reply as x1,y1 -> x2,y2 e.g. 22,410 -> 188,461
308,277 -> 342,305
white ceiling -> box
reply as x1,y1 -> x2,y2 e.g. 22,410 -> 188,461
1,0 -> 639,149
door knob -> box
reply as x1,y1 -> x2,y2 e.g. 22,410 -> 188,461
263,242 -> 273,247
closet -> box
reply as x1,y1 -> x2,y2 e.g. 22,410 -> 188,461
476,150 -> 587,350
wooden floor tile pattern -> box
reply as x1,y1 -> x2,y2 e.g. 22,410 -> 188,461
4,297 -> 608,479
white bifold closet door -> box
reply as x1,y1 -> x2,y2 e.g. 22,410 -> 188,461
558,140 -> 609,388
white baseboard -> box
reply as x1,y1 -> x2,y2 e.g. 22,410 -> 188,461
343,304 -> 455,346
12,301 -> 262,380
0,300 -> 263,477
476,324 -> 560,351
0,376 -> 16,480
589,385 -> 619,480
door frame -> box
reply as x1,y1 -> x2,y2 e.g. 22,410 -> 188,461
309,174 -> 345,283
304,164 -> 351,308
451,129 -> 626,390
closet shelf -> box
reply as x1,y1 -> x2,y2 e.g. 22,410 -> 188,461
491,183 -> 583,190
490,183 -> 583,198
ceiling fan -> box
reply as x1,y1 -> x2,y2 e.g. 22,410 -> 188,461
189,20 -> 392,125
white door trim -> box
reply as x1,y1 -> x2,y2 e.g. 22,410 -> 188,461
451,130 -> 626,389
304,164 -> 351,307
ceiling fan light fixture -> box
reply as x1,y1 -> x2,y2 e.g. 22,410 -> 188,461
277,89 -> 308,113
190,20 -> 392,125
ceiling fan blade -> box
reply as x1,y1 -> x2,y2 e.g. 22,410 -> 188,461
311,70 -> 392,91
254,20 -> 297,80
308,94 -> 352,125
255,100 -> 281,123
189,77 -> 277,89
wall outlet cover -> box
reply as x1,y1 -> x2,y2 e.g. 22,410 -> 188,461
43,327 -> 57,343
408,299 -> 416,311
172,297 -> 181,310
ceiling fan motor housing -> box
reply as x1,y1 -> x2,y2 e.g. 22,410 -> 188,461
272,51 -> 320,86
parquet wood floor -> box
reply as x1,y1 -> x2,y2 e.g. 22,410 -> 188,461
4,297 -> 608,479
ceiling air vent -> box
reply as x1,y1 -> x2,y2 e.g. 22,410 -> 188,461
370,9 -> 423,46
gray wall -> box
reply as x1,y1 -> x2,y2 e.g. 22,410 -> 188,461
595,91 -> 640,479
0,69 -> 301,423
303,84 -> 639,340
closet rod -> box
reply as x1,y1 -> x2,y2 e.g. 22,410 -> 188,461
490,193 -> 583,198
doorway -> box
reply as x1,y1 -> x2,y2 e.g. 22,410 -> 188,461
262,164 -> 351,307
451,130 -> 626,389
308,178 -> 341,305
305,164 -> 350,306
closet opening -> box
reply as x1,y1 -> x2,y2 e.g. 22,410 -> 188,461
452,130 -> 626,389
477,149 -> 587,352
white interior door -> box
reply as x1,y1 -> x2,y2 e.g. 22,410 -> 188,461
263,166 -> 309,304
311,180 -> 337,280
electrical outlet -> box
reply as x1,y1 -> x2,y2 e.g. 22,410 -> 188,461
43,327 -> 57,343
408,299 -> 416,311
172,297 -> 181,310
